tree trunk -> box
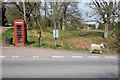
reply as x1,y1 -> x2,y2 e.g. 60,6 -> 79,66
62,18 -> 65,31
58,20 -> 61,30
61,3 -> 69,31
2,3 -> 7,26
104,22 -> 109,38
45,2 -> 47,18
50,3 -> 53,28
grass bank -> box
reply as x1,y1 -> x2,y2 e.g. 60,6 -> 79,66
2,28 -> 116,53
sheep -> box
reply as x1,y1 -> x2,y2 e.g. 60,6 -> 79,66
90,43 -> 104,54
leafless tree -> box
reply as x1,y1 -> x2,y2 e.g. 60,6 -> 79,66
4,2 -> 83,30
51,2 -> 82,30
87,0 -> 118,38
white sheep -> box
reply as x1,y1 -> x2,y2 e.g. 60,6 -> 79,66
90,43 -> 104,54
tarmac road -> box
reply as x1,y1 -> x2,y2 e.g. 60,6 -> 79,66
1,47 -> 118,78
2,57 -> 118,78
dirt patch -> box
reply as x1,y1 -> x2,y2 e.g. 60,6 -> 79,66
69,37 -> 105,49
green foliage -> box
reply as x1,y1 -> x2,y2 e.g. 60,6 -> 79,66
58,30 -> 104,38
40,17 -> 51,31
2,28 -> 14,45
98,23 -> 104,30
88,24 -> 96,29
5,6 -> 23,26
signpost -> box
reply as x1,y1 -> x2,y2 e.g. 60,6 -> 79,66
37,26 -> 41,47
53,3 -> 59,47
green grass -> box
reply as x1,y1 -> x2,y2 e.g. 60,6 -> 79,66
2,28 -> 14,46
0,34 -> 2,45
2,28 -> 107,52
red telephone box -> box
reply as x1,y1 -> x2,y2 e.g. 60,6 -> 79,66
14,19 -> 27,46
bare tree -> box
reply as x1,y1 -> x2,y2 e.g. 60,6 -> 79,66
49,2 -> 69,30
66,2 -> 83,30
14,2 -> 37,23
87,0 -> 118,38
51,2 -> 82,30
4,2 -> 83,31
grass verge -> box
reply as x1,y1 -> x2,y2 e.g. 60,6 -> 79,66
2,28 -> 116,53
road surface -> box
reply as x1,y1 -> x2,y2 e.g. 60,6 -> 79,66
1,47 -> 118,78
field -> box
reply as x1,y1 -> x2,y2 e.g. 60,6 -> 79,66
2,28 -> 115,53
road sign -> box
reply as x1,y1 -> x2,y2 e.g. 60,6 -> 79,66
53,29 -> 58,38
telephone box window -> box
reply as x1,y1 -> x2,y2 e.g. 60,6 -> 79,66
17,25 -> 22,43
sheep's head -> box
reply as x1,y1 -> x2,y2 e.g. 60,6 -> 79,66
100,44 -> 104,48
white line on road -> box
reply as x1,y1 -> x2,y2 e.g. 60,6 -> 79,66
1,55 -> 117,59
105,56 -> 116,59
33,56 -> 39,58
0,56 -> 5,58
72,56 -> 83,58
52,56 -> 64,58
88,56 -> 99,58
12,56 -> 19,58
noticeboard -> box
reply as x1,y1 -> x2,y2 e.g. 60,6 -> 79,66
53,29 -> 58,38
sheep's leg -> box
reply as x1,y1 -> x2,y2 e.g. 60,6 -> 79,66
89,50 -> 92,54
100,50 -> 102,54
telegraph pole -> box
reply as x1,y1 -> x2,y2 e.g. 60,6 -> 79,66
23,0 -> 26,22
53,2 -> 56,47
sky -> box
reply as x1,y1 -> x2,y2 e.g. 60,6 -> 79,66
78,2 -> 95,23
